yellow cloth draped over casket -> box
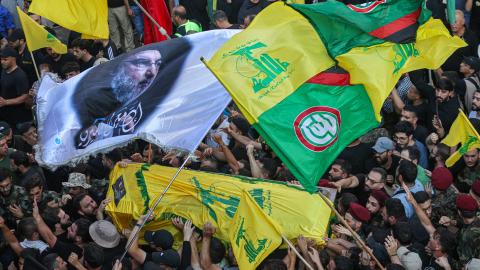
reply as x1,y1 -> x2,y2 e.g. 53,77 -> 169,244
105,163 -> 331,245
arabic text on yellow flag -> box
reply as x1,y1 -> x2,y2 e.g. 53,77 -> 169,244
230,191 -> 282,270
441,110 -> 480,167
17,7 -> 67,54
336,18 -> 466,121
105,164 -> 331,246
207,1 -> 334,124
28,0 -> 109,39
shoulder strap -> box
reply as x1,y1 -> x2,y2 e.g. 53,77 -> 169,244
466,77 -> 480,90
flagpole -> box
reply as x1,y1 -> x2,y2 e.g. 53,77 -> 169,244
29,50 -> 40,81
131,0 -> 171,40
317,192 -> 386,270
119,153 -> 191,261
281,235 -> 317,270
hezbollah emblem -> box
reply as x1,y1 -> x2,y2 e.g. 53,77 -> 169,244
294,106 -> 341,152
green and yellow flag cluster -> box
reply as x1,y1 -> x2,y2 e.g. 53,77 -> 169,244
207,0 -> 465,191
29,0 -> 109,39
442,110 -> 480,167
17,7 -> 67,54
106,164 -> 331,269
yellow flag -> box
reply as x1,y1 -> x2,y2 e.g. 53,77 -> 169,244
28,0 -> 109,39
105,164 -> 331,246
441,110 -> 480,167
17,7 -> 67,54
230,192 -> 282,270
207,2 -> 334,124
336,18 -> 466,121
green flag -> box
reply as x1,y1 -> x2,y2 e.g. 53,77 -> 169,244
252,70 -> 379,192
291,0 -> 431,57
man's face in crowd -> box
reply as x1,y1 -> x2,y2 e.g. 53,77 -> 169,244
68,186 -> 84,196
328,164 -> 345,181
72,47 -> 86,60
435,88 -> 451,103
29,186 -> 43,202
58,209 -> 71,227
80,195 -> 98,215
394,132 -> 410,149
67,222 -> 78,240
46,48 -> 60,59
407,85 -> 420,101
419,199 -> 432,218
374,151 -> 389,165
463,149 -> 479,168
365,170 -> 384,191
1,56 -> 15,70
0,177 -> 12,196
400,110 -> 417,126
54,256 -> 68,270
23,126 -> 37,145
344,212 -> 360,231
111,50 -> 161,104
451,12 -> 465,34
460,62 -> 474,76
8,39 -> 20,49
472,92 -> 480,111
64,70 -> 80,80
0,138 -> 8,157
366,196 -> 381,214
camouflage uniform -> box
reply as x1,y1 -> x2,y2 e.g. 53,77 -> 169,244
89,178 -> 109,202
22,190 -> 60,217
457,218 -> 480,266
457,164 -> 480,193
0,185 -> 29,226
431,186 -> 458,225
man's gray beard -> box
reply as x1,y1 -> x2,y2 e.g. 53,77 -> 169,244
111,67 -> 145,104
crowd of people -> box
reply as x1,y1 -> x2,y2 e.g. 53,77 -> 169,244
0,0 -> 479,269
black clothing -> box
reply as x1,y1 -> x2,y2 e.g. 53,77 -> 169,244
16,47 -> 41,87
429,97 -> 461,133
108,0 -> 125,8
217,0 -> 245,24
442,29 -> 479,72
0,67 -> 31,126
52,239 -> 83,269
338,142 -> 374,174
12,135 -> 32,153
79,56 -> 96,72
17,165 -> 46,188
102,239 -> 126,269
180,0 -> 210,31
237,0 -> 269,25
413,125 -> 429,145
44,53 -> 76,75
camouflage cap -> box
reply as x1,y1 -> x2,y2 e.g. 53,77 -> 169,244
62,173 -> 91,189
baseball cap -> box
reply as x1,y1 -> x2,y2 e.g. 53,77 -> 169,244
151,249 -> 180,268
463,56 -> 480,72
0,121 -> 10,139
0,46 -> 18,58
144,229 -> 174,250
372,137 -> 394,153
7,29 -> 25,42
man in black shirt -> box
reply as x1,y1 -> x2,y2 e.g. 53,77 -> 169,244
442,10 -> 479,72
213,10 -> 241,29
0,46 -> 32,127
430,78 -> 461,134
7,29 -> 40,87
71,39 -> 96,72
43,47 -> 76,75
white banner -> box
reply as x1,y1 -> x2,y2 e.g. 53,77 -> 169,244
35,30 -> 238,168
